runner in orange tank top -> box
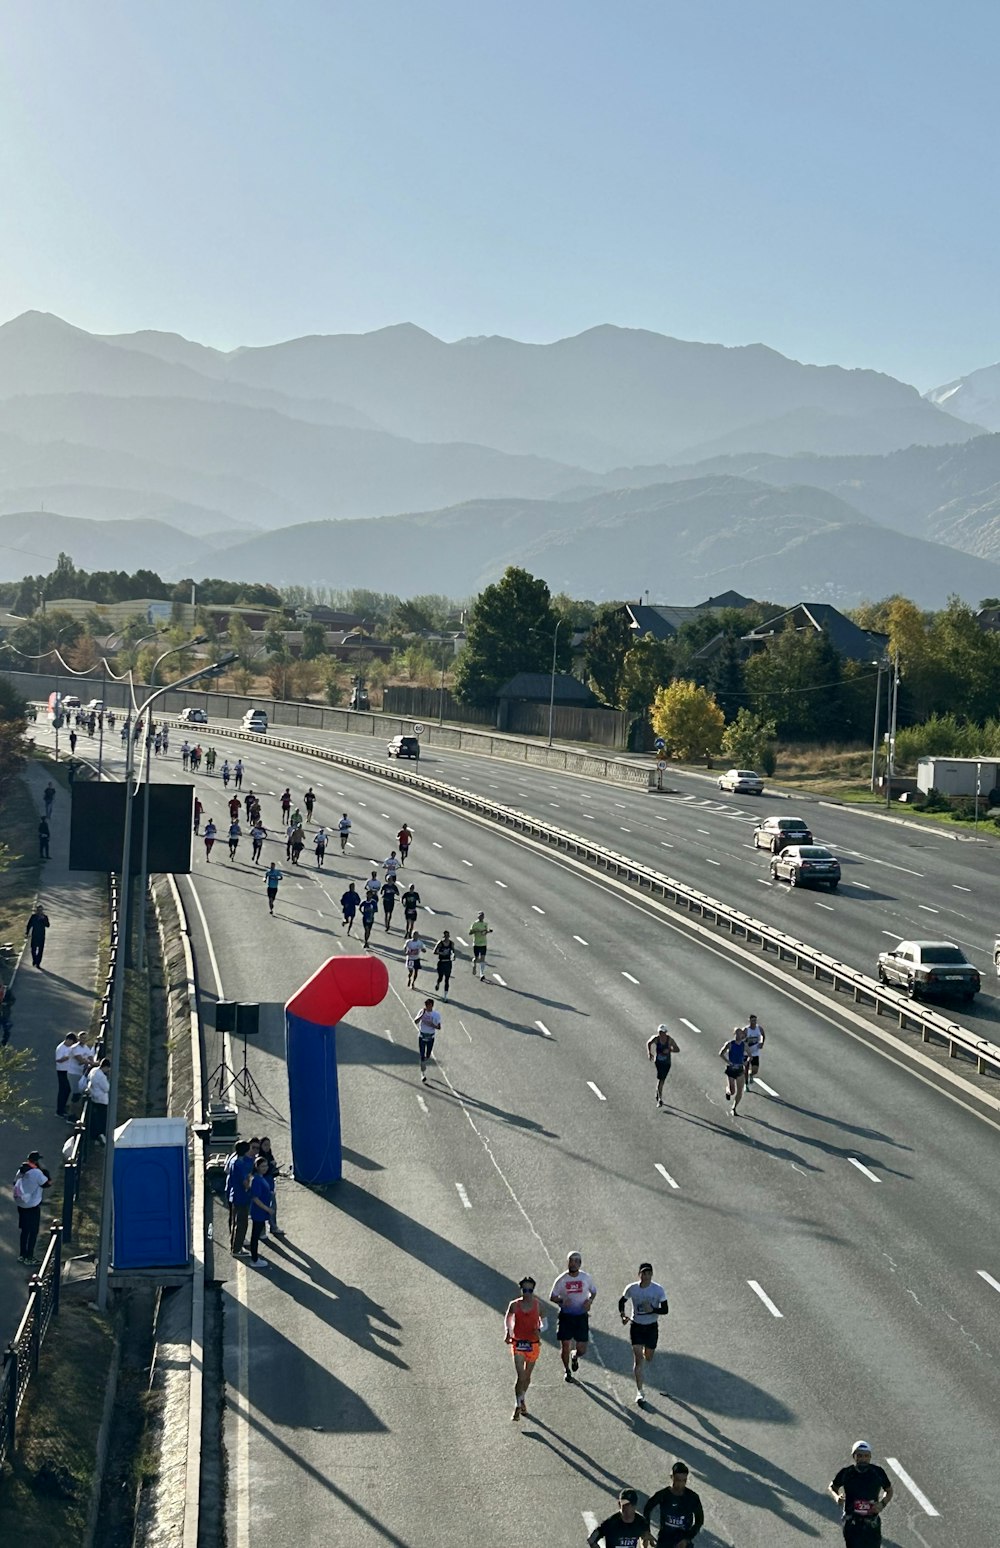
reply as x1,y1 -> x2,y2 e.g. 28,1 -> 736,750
504,1275 -> 547,1421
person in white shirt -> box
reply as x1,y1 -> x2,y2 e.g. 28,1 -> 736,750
404,935 -> 427,989
413,999 -> 441,1084
741,1014 -> 765,1088
338,814 -> 352,852
14,1152 -> 51,1262
618,1262 -> 670,1407
87,1058 -> 111,1144
55,1033 -> 79,1119
364,870 -> 381,899
68,1040 -> 97,1117
550,1251 -> 598,1381
382,851 -> 400,882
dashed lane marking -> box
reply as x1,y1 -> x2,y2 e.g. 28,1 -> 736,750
885,1458 -> 939,1517
847,1157 -> 881,1182
455,1183 -> 472,1209
531,905 -> 545,914
977,1269 -> 1000,1294
535,1021 -> 552,1037
417,1094 -> 429,1115
587,1081 -> 607,1101
495,879 -> 508,888
751,1076 -> 780,1097
679,1017 -> 701,1035
747,1280 -> 783,1317
622,971 -> 640,984
492,972 -> 507,986
573,934 -> 589,945
655,1163 -> 679,1190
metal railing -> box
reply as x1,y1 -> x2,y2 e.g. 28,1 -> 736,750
62,874 -> 119,1245
216,722 -> 1000,1083
0,1224 -> 62,1472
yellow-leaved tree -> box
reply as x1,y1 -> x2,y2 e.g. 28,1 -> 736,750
651,679 -> 725,762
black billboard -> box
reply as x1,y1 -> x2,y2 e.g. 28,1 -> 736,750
69,783 -> 194,874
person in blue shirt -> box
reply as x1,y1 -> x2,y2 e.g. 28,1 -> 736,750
341,883 -> 361,934
226,1142 -> 254,1255
263,863 -> 284,915
247,1155 -> 276,1269
360,893 -> 379,948
718,1029 -> 747,1116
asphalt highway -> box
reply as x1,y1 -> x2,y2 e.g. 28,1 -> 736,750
44,718 -> 1000,1545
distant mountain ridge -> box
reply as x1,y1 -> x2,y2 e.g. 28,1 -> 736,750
927,363 -> 1000,433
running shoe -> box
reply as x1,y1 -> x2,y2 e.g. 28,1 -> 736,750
635,1392 -> 646,1407
571,1353 -> 579,1373
511,1407 -> 520,1422
563,1370 -> 573,1383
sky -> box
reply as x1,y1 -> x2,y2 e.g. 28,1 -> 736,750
1,0 -> 998,389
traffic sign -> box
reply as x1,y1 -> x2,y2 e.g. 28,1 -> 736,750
656,759 -> 667,771
412,722 -> 425,735
654,738 -> 666,750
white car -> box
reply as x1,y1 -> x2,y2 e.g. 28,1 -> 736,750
179,707 -> 208,725
85,698 -> 104,712
242,709 -> 268,733
718,768 -> 764,795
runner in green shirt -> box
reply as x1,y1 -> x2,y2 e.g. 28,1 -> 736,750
468,912 -> 493,982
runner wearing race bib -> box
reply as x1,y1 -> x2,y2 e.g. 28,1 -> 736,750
741,1014 -> 765,1087
468,912 -> 492,981
504,1275 -> 547,1421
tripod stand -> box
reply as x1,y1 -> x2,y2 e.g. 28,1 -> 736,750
216,1021 -> 282,1117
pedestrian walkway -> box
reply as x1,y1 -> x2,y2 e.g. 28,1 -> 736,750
1,761 -> 103,1346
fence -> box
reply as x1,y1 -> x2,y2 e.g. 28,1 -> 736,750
382,685 -> 494,726
0,875 -> 118,1471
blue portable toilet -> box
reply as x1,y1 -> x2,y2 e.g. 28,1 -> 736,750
112,1117 -> 190,1269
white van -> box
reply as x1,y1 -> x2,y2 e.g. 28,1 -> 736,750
242,709 -> 269,733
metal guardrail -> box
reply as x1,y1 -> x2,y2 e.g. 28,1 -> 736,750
0,877 -> 119,1470
216,722 -> 1000,1081
1,1224 -> 62,1472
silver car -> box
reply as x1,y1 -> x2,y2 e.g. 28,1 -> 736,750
769,844 -> 841,890
718,768 -> 764,794
876,939 -> 980,1002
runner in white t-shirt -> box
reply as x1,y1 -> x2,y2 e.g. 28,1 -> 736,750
618,1262 -> 669,1407
404,934 -> 426,989
549,1251 -> 598,1381
413,999 -> 441,1084
338,814 -> 352,852
741,1014 -> 765,1087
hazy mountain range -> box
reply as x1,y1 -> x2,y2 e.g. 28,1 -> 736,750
0,309 -> 999,606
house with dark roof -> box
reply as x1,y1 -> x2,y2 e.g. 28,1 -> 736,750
624,591 -> 756,641
497,672 -> 597,706
742,603 -> 888,663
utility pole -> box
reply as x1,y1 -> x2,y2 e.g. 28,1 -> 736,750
885,652 -> 900,809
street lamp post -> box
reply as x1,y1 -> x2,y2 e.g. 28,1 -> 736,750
95,649 -> 235,1313
885,652 -> 900,810
547,620 -> 562,747
869,657 -> 886,793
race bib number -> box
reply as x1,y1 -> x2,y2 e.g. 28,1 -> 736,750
851,1499 -> 873,1517
514,1339 -> 534,1352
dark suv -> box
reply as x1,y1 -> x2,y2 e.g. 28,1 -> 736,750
387,735 -> 420,760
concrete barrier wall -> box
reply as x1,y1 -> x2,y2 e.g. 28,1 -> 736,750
5,669 -> 648,787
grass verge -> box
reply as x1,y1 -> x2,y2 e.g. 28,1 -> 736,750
0,773 -> 42,988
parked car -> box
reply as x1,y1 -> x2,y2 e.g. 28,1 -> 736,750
769,844 -> 841,890
387,734 -> 420,760
877,939 -> 981,1001
62,694 -> 82,708
179,707 -> 208,724
242,709 -> 269,733
752,815 -> 813,853
85,698 -> 105,713
718,768 -> 764,795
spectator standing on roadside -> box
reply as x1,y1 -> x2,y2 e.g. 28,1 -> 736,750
55,1033 -> 78,1117
258,1137 -> 285,1238
14,1151 -> 51,1264
67,1035 -> 98,1121
87,1058 -> 111,1143
227,1142 -> 254,1255
43,781 -> 56,818
26,903 -> 51,968
38,816 -> 50,859
247,1155 -> 276,1269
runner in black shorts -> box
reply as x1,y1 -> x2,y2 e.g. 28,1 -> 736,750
646,1023 -> 680,1109
618,1262 -> 669,1407
433,931 -> 455,998
549,1251 -> 597,1382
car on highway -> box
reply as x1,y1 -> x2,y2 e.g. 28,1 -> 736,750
752,815 -> 813,853
877,939 -> 981,1002
85,698 -> 104,713
769,843 -> 841,890
242,709 -> 269,733
179,707 -> 208,724
387,734 -> 420,760
62,694 -> 82,708
717,768 -> 765,794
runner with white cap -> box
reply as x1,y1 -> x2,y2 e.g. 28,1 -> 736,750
829,1441 -> 893,1546
646,1023 -> 680,1108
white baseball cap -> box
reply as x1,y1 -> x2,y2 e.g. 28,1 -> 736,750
852,1440 -> 872,1455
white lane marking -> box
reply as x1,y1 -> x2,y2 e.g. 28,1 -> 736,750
234,1256 -> 250,1548
953,884 -> 971,892
620,827 -> 631,833
587,1081 -> 607,1101
849,850 -> 924,877
583,813 -> 595,819
535,1020 -> 552,1037
582,1513 -> 599,1535
456,936 -> 468,947
655,1163 -> 679,1190
381,812 -> 390,819
549,802 -> 560,808
573,934 -> 589,945
492,972 -> 507,986
706,858 -> 721,866
459,1019 -> 474,1044
358,801 -> 367,807
424,905 -> 436,915
455,1183 -> 472,1209
697,828 -> 711,835
680,1017 -> 701,1035
495,879 -> 508,888
885,1458 -> 939,1517
918,904 -> 939,913
433,841 -> 443,848
531,904 -> 545,914
417,1094 -> 429,1115
660,840 -> 673,848
747,1280 -> 783,1318
614,802 -> 627,809
854,881 -> 871,889
976,1269 -> 1000,1294
752,1076 -> 780,1097
881,929 -> 899,939
385,1029 -> 394,1043
461,858 -> 473,867
815,900 -> 834,910
848,1157 -> 881,1182
622,971 -> 640,984
757,878 -> 773,886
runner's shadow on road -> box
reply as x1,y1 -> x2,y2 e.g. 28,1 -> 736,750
766,1100 -> 909,1150
439,1086 -> 558,1138
748,1116 -> 913,1180
520,1414 -> 630,1493
659,1106 -> 824,1173
335,1021 -> 414,1066
238,1299 -> 390,1432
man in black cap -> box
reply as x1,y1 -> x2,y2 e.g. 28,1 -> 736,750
645,1463 -> 704,1546
829,1442 -> 893,1545
14,1151 -> 51,1264
586,1489 -> 651,1547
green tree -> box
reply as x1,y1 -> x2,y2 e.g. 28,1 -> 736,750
0,1046 -> 37,1128
743,627 -> 846,740
300,621 -> 327,660
708,632 -> 746,721
227,614 -> 256,671
618,633 -> 675,715
0,675 -> 28,796
453,567 -> 570,706
583,605 -> 634,706
721,708 -> 777,768
264,621 -> 288,660
651,679 -> 725,761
